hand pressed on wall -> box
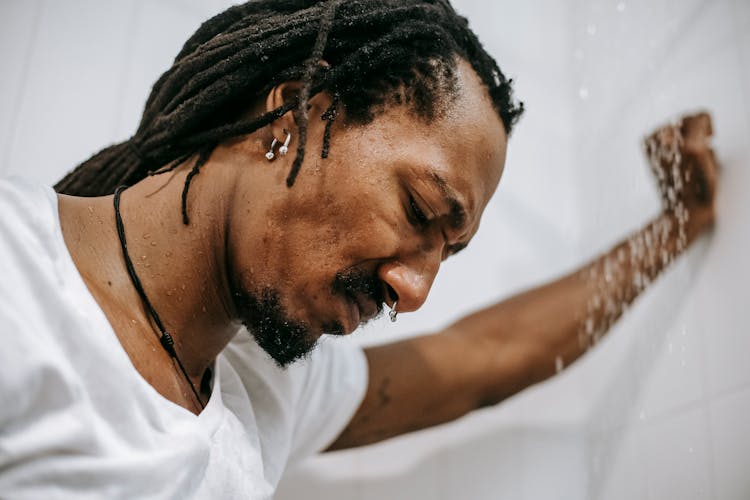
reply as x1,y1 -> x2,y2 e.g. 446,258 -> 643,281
644,111 -> 719,241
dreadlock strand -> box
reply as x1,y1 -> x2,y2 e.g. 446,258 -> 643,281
167,97 -> 301,153
320,92 -> 339,159
56,0 -> 524,201
286,0 -> 341,187
148,152 -> 193,177
181,148 -> 214,225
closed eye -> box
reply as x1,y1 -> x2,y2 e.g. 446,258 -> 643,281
407,194 -> 429,228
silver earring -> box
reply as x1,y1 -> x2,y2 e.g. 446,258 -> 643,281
279,129 -> 291,155
389,300 -> 398,322
265,138 -> 278,160
265,130 -> 292,161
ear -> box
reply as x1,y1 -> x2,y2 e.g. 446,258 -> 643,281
265,81 -> 336,148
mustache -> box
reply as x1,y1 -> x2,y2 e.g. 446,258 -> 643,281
332,268 -> 386,315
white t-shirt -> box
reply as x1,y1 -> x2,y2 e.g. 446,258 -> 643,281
0,178 -> 368,499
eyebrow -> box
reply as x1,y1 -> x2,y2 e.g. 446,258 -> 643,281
429,173 -> 468,232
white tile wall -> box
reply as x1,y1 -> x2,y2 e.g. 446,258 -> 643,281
1,1 -> 747,499
4,0 -> 134,183
709,386 -> 750,500
0,0 -> 41,172
587,428 -> 648,500
639,406 -> 713,500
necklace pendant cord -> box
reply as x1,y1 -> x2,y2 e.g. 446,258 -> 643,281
113,186 -> 206,410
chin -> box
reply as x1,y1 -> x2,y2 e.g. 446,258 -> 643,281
233,286 -> 322,368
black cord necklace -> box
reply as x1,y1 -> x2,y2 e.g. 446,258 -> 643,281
113,186 -> 205,410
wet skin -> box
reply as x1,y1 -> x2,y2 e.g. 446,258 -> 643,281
224,58 -> 507,342
59,58 -> 507,412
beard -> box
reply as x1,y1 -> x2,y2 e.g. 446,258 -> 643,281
233,267 -> 385,368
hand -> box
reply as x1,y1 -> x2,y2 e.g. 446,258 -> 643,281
644,111 -> 719,238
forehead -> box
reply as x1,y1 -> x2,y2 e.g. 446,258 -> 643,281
406,60 -> 508,236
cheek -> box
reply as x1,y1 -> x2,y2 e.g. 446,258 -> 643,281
243,196 -> 358,296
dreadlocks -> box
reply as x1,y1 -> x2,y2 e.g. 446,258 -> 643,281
55,0 -> 524,224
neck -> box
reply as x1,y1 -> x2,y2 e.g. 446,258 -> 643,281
60,164 -> 241,386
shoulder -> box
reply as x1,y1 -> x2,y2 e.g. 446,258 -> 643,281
0,178 -> 77,422
0,177 -> 61,276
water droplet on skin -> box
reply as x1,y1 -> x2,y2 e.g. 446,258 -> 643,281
143,233 -> 151,240
633,271 -> 643,290
150,241 -> 157,247
555,356 -> 564,373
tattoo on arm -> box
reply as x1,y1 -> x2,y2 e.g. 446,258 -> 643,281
377,376 -> 391,408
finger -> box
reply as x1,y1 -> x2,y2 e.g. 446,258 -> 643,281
681,111 -> 713,148
685,147 -> 719,205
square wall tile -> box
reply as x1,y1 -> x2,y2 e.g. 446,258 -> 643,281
639,407 -> 713,500
737,22 -> 750,131
114,1 -> 214,139
0,0 -> 42,174
587,428 -> 648,500
436,429 -> 525,500
634,300 -> 706,420
708,386 -> 750,500
357,454 -> 440,500
276,458 -> 362,500
732,0 -> 750,30
520,428 -> 587,500
696,165 -> 750,397
5,0 -> 134,184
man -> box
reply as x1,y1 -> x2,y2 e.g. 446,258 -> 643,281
0,0 -> 717,498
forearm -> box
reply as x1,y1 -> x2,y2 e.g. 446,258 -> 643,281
329,213 -> 702,450
454,209 -> 704,407
329,112 -> 717,451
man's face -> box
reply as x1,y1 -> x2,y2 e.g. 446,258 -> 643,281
228,60 -> 508,365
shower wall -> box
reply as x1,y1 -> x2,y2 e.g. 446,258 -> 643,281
1,1 -> 747,499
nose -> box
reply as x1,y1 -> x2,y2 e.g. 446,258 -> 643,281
377,252 -> 441,314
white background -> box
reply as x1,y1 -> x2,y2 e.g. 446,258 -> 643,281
1,1 -> 748,499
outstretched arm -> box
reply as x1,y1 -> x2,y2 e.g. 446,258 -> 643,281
328,112 -> 718,450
